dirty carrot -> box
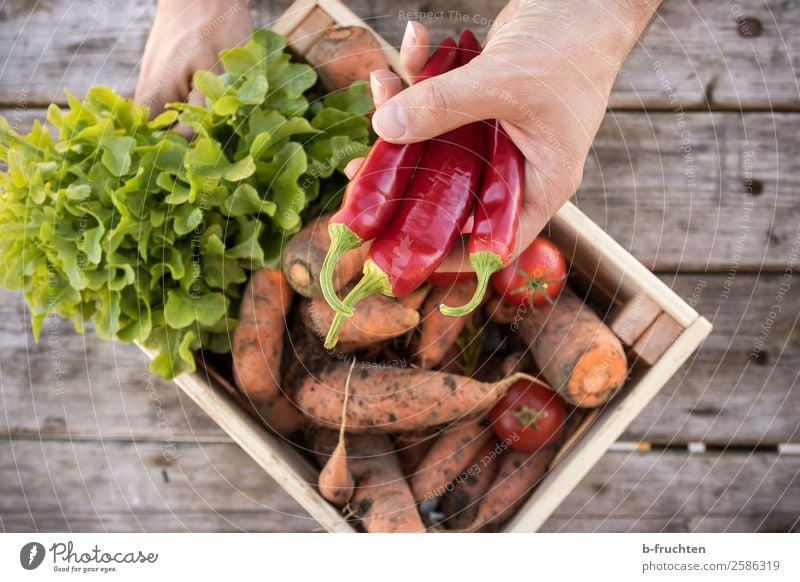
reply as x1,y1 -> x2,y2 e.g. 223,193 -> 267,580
320,38 -> 459,315
415,279 -> 480,369
281,215 -> 367,298
305,26 -> 390,91
441,439 -> 501,529
394,428 -> 438,478
318,360 -> 355,507
397,284 -> 431,311
293,356 -> 534,432
410,421 -> 492,502
314,430 -> 424,532
232,268 -> 292,404
253,395 -> 306,435
468,442 -> 559,531
518,288 -> 628,407
484,295 -> 519,324
301,290 -> 420,345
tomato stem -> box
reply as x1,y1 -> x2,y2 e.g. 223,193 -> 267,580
510,405 -> 548,430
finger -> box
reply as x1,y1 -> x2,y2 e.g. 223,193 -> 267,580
344,157 -> 364,179
171,87 -> 206,139
134,74 -> 183,117
370,69 -> 404,108
399,21 -> 430,81
372,58 -> 505,143
508,164 -> 568,260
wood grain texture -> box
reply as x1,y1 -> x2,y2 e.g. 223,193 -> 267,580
1,0 -> 798,109
2,440 -> 796,532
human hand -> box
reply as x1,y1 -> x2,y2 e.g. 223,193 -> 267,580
135,0 -> 253,118
357,1 -> 659,273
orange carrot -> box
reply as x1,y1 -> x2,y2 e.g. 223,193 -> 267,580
305,26 -> 390,92
501,351 -> 533,377
484,295 -> 518,324
301,291 -> 419,346
314,429 -> 424,532
441,439 -> 501,529
397,284 -> 431,311
517,289 -> 628,407
253,396 -> 306,435
410,421 -> 492,502
292,355 -> 534,433
281,215 -> 367,298
317,360 -> 355,507
415,280 -> 480,369
394,428 -> 437,478
468,443 -> 559,531
232,268 -> 292,404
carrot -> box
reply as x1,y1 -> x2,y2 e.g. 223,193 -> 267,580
292,354 -> 534,433
317,360 -> 355,507
232,268 -> 291,404
281,215 -> 367,298
397,284 -> 431,311
410,421 -> 492,502
253,396 -> 306,435
314,429 -> 424,532
440,439 -> 501,529
300,291 -> 419,346
414,280 -> 480,369
501,351 -> 533,377
394,428 -> 437,478
517,289 -> 628,407
468,442 -> 559,531
484,295 -> 518,324
306,26 -> 390,92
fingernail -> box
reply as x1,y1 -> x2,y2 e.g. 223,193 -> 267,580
403,21 -> 417,46
369,72 -> 386,103
373,100 -> 406,139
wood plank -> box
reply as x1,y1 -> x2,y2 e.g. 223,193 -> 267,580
5,107 -> 797,271
0,438 -> 315,529
0,291 -> 226,439
1,440 -> 796,532
548,450 -> 800,532
0,0 -> 798,109
623,273 -> 800,444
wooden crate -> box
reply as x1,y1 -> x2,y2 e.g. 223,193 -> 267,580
138,0 -> 712,533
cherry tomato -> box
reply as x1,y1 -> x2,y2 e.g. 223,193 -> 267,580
491,237 -> 566,307
489,379 -> 565,452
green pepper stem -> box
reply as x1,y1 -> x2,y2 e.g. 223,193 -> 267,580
324,259 -> 393,349
438,251 -> 504,317
320,222 -> 363,317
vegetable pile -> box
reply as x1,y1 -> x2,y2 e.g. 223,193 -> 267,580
0,30 -> 373,378
1,21 -> 634,533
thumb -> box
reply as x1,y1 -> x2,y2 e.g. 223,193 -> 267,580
372,59 -> 502,143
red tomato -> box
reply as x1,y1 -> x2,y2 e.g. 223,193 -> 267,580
489,379 -> 565,452
491,237 -> 566,307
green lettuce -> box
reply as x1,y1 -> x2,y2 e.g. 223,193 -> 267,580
0,29 -> 373,379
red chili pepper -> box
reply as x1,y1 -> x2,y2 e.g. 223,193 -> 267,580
439,120 -> 524,316
324,121 -> 487,348
319,38 -> 459,316
457,29 -> 482,66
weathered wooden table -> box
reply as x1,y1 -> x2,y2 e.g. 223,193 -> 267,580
1,0 -> 798,532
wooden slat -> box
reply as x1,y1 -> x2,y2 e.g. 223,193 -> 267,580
1,0 -> 798,109
5,107 -> 796,271
2,440 -> 796,532
623,273 -> 800,445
